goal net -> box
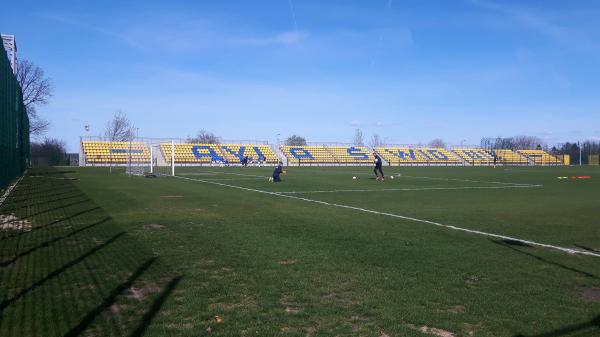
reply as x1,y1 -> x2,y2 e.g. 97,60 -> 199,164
150,140 -> 174,177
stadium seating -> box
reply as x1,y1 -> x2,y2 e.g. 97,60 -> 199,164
219,144 -> 278,164
490,149 -> 528,165
375,147 -> 461,165
518,150 -> 562,165
280,145 -> 336,164
160,143 -> 278,164
327,146 -> 371,163
280,145 -> 372,164
82,141 -> 150,164
81,140 -> 566,167
453,148 -> 494,165
160,143 -> 223,163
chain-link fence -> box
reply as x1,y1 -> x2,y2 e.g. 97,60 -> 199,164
0,39 -> 29,193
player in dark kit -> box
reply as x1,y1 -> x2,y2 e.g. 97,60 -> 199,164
272,161 -> 284,182
373,152 -> 384,181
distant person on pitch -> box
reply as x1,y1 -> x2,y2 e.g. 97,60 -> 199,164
271,161 -> 285,182
373,151 -> 385,181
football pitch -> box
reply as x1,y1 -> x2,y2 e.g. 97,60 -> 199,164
1,166 -> 599,337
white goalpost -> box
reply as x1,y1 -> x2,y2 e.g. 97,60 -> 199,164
149,139 -> 174,177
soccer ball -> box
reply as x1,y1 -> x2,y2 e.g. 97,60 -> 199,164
352,176 -> 357,180
390,175 -> 394,179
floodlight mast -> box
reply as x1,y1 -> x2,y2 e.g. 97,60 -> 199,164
1,34 -> 17,74
171,140 -> 175,176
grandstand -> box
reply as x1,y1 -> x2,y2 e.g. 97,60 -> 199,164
328,146 -> 371,163
219,144 -> 278,164
81,141 -> 150,164
280,145 -> 372,165
453,148 -> 495,166
280,145 -> 335,165
490,149 -> 528,165
79,138 -> 566,168
158,143 -> 278,164
375,147 -> 462,165
518,149 -> 562,165
160,143 -> 223,164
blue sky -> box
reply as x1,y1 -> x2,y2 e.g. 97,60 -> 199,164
2,0 -> 600,151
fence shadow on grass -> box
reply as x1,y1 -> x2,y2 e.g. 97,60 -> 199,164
513,314 -> 600,337
62,257 -> 157,337
490,239 -> 600,280
0,216 -> 111,267
574,244 -> 599,254
0,168 -> 183,337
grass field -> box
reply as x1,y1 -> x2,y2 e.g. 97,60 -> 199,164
1,165 -> 599,337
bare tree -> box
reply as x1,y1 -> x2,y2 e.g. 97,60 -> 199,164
512,135 -> 543,150
369,134 -> 383,148
428,138 -> 446,148
285,135 -> 307,146
105,111 -> 135,141
353,128 -> 364,146
187,130 -> 220,144
30,138 -> 67,166
16,59 -> 54,136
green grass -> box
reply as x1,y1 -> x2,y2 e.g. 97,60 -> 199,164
1,165 -> 600,336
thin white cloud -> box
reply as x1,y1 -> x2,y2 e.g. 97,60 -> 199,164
470,0 -> 599,50
233,31 -> 309,47
38,11 -> 308,53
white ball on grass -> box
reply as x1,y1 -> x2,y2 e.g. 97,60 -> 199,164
352,176 -> 357,180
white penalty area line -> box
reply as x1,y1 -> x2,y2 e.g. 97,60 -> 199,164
399,175 -> 539,187
278,185 -> 542,194
199,177 -> 267,181
172,175 -> 599,258
204,171 -> 268,178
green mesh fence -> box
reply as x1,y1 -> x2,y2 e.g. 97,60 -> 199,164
0,41 -> 29,192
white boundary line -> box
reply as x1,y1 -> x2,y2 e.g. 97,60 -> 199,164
0,174 -> 25,206
0,173 -> 26,208
173,175 -> 600,258
279,185 -> 542,194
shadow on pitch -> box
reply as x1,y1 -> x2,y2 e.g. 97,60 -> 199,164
0,216 -> 112,267
0,232 -> 125,312
574,244 -> 599,254
491,239 -> 599,280
0,168 -> 184,337
127,275 -> 183,337
513,314 -> 600,337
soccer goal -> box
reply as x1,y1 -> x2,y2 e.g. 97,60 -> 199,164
149,140 -> 175,177
80,136 -> 177,177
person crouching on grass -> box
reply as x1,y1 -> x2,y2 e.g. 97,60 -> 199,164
271,161 -> 286,182
373,151 -> 385,181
